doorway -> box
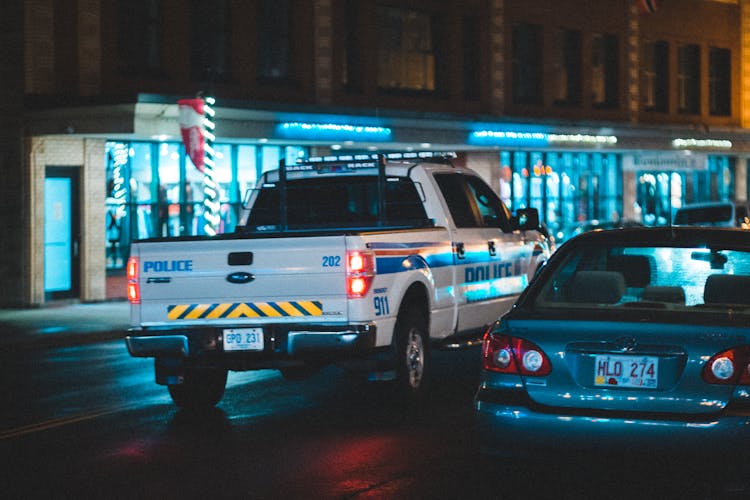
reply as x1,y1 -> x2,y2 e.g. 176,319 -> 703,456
44,167 -> 80,300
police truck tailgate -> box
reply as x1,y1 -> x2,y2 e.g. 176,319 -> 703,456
131,234 -> 349,327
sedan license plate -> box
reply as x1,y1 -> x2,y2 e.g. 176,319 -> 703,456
223,328 -> 264,351
594,355 -> 658,389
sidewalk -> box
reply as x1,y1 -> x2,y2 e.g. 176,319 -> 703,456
0,301 -> 130,351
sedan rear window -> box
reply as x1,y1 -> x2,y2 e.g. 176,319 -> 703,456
535,245 -> 750,312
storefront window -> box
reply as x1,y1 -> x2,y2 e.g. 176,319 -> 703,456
214,145 -> 234,232
544,154 -> 560,230
512,151 -> 528,210
560,154 -> 577,235
638,171 -> 683,226
105,143 -> 130,270
529,152 -> 545,217
105,141 -> 309,270
261,145 -> 280,174
499,151 -> 512,208
503,150 -> 622,242
130,143 -> 156,239
237,145 -> 258,202
157,143 -> 181,237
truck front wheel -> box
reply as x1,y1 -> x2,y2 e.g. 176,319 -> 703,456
393,307 -> 429,397
167,368 -> 227,410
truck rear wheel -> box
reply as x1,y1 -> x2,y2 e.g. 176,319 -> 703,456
167,368 -> 227,410
393,307 -> 429,397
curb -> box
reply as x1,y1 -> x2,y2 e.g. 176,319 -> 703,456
0,328 -> 127,352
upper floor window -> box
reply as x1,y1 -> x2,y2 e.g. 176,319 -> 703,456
341,0 -> 363,92
376,6 -> 445,94
677,44 -> 701,114
257,0 -> 295,83
709,47 -> 731,116
117,0 -> 163,76
512,23 -> 542,105
591,33 -> 619,109
190,0 -> 231,82
552,29 -> 582,107
462,14 -> 481,100
642,40 -> 669,112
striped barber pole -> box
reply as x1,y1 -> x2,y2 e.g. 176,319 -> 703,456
178,95 -> 220,235
201,96 -> 221,235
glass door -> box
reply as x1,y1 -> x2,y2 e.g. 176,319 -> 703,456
44,167 -> 80,299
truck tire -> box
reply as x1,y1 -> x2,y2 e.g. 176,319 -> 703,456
167,368 -> 227,410
393,306 -> 429,397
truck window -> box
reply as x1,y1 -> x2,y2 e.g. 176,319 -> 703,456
433,174 -> 479,227
243,176 -> 429,230
434,173 -> 513,231
464,175 -> 514,232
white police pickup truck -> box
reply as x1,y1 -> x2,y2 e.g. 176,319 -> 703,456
125,154 -> 552,409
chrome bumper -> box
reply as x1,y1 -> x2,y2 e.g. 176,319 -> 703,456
125,323 -> 377,358
126,335 -> 189,357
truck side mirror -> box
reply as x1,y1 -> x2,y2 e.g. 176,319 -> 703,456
513,208 -> 540,231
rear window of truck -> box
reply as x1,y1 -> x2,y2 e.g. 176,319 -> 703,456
242,176 -> 430,231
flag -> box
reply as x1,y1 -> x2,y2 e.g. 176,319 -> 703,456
178,98 -> 205,172
637,0 -> 658,14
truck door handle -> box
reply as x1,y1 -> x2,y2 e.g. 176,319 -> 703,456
454,242 -> 466,260
487,240 -> 497,256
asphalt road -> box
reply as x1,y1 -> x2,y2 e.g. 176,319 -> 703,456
1,340 -> 746,499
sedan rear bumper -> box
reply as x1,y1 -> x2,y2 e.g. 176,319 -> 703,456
475,387 -> 750,459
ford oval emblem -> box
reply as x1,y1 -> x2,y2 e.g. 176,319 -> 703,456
226,272 -> 255,284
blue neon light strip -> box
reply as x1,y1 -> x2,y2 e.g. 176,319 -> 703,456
469,130 -> 617,147
278,122 -> 392,141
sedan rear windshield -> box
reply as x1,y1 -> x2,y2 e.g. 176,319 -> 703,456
533,244 -> 750,315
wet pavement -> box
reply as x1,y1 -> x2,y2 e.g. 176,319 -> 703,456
0,301 -> 129,351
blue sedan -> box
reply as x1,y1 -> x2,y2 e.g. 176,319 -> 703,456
475,227 -> 750,461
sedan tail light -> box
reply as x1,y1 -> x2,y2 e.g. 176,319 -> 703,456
482,332 -> 552,376
702,346 -> 750,385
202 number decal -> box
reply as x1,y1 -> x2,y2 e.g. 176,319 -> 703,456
322,256 -> 341,267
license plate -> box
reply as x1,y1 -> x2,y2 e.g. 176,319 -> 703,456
594,355 -> 658,389
223,328 -> 264,351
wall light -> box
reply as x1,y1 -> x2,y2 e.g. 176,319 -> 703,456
672,138 -> 732,149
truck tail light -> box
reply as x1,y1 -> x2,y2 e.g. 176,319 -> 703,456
702,346 -> 750,385
127,257 -> 140,304
346,250 -> 375,298
482,332 -> 551,376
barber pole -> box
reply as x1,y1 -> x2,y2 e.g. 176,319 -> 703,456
178,96 -> 220,235
201,96 -> 220,235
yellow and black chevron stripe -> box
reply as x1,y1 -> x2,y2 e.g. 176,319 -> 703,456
167,301 -> 323,320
